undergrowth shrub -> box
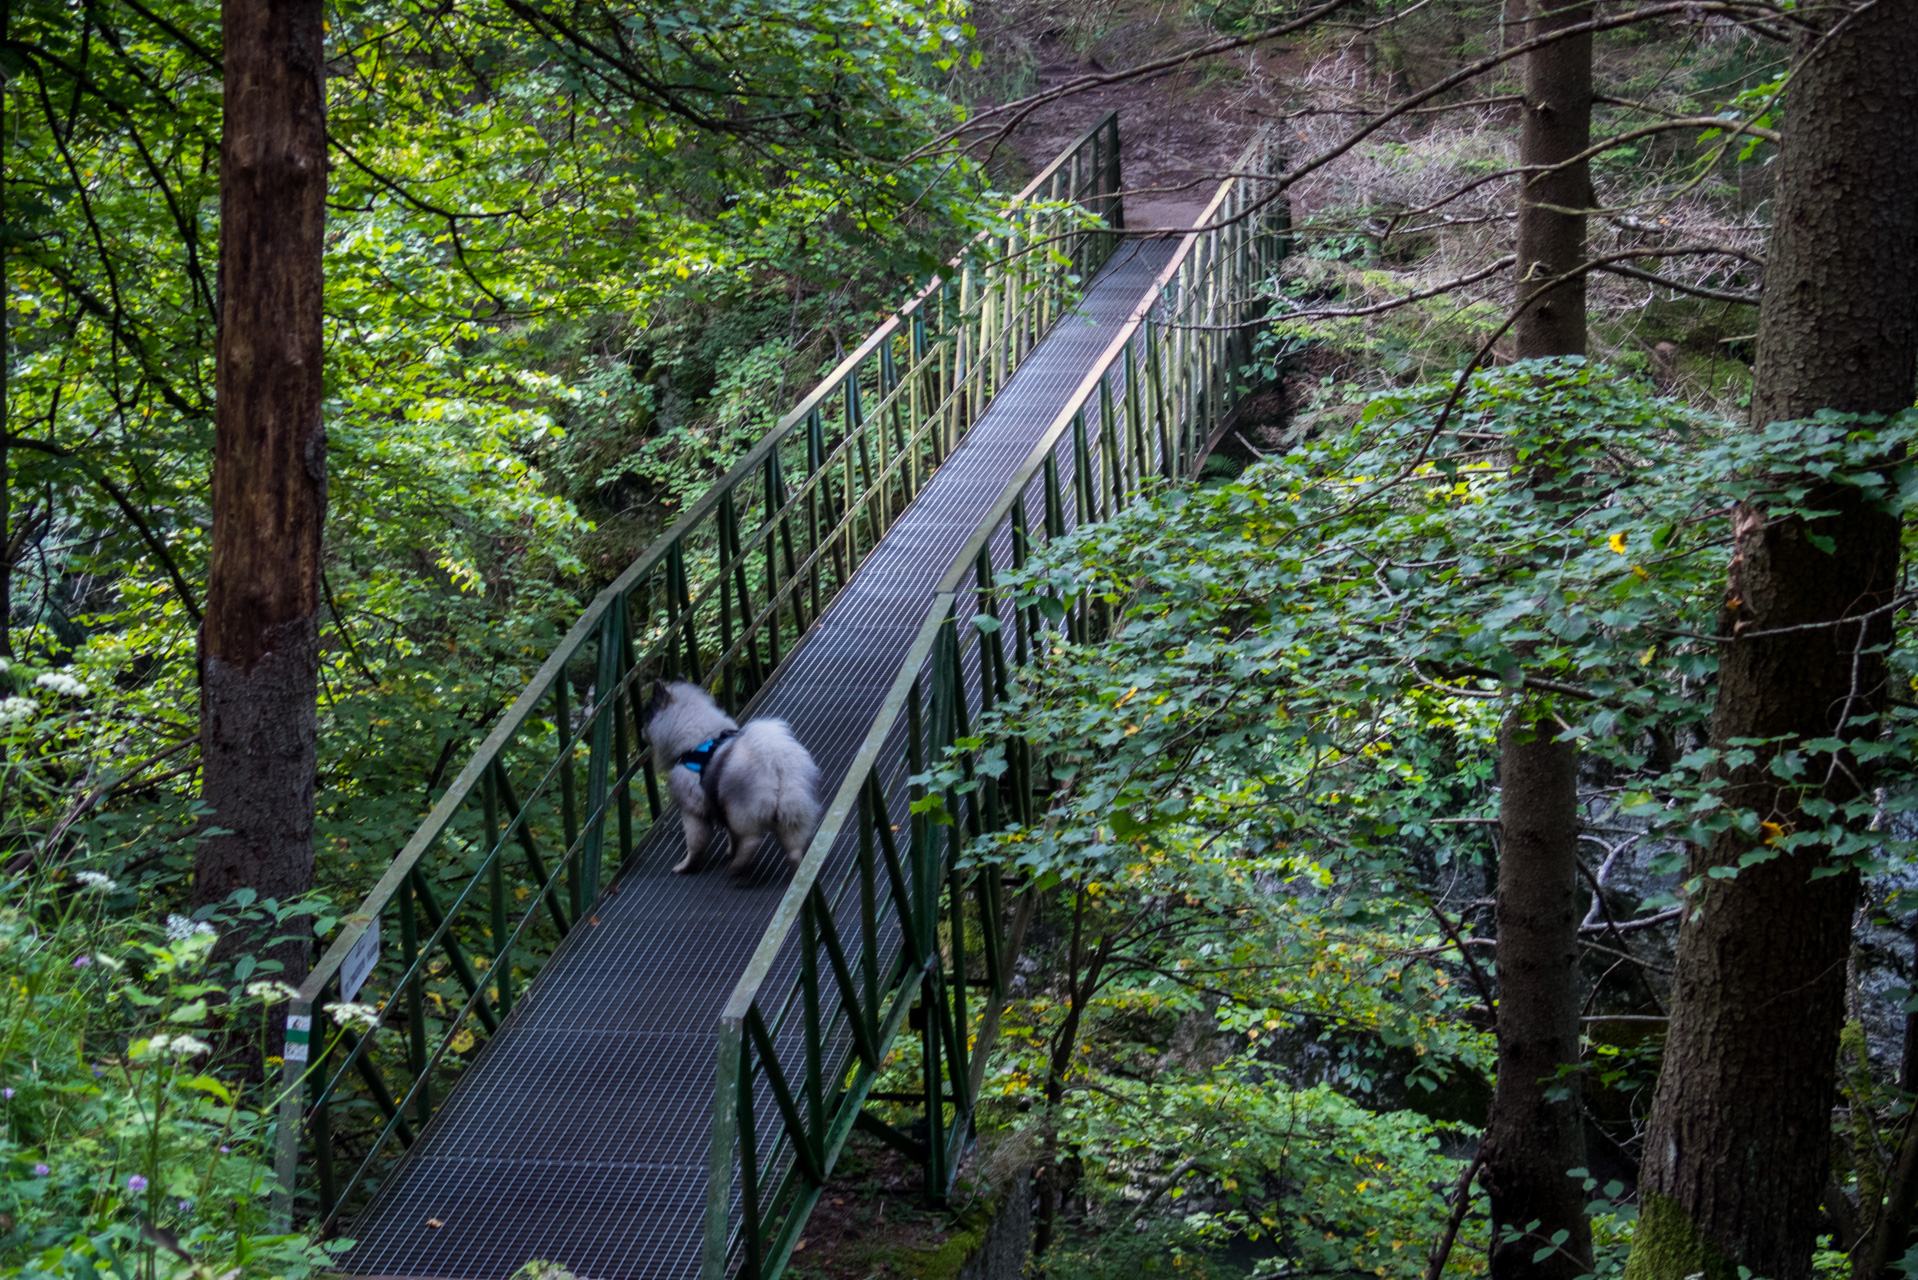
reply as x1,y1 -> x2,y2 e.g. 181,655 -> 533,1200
0,873 -> 346,1280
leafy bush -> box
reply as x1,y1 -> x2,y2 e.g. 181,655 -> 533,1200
0,873 -> 345,1280
942,358 -> 1918,1273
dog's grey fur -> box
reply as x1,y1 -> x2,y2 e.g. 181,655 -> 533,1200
643,680 -> 820,874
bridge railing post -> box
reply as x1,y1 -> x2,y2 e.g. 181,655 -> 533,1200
704,1017 -> 743,1280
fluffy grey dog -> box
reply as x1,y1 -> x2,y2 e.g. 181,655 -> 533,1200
642,680 -> 821,875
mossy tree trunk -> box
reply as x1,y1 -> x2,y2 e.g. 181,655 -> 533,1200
193,0 -> 328,982
1624,6 -> 1918,1279
1482,4 -> 1595,1278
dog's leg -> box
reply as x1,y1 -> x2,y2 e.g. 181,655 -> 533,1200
727,825 -> 765,874
672,814 -> 713,874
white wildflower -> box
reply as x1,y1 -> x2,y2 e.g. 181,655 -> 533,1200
165,914 -> 215,942
144,1034 -> 212,1058
244,980 -> 300,1003
33,672 -> 89,698
74,871 -> 118,893
323,1001 -> 382,1032
0,696 -> 39,724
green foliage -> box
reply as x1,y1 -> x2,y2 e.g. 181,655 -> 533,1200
959,360 -> 1918,895
2,0 -> 1004,902
0,875 -> 345,1280
932,358 -> 1918,1271
0,3 -> 1017,1264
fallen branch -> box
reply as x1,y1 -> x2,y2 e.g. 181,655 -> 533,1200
1580,906 -> 1682,935
1271,257 -> 1516,323
6,737 -> 199,874
1596,262 -> 1759,305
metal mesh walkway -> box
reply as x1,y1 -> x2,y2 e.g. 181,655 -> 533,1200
338,237 -> 1179,1280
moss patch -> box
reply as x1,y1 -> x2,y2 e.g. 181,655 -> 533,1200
1622,1190 -> 1736,1280
783,1131 -> 1019,1280
895,1225 -> 989,1280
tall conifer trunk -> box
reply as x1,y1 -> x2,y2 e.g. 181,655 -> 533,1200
1624,7 -> 1918,1279
1482,3 -> 1593,1276
1509,0 -> 1589,361
193,0 -> 327,975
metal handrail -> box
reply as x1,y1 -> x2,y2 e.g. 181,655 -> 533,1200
270,112 -> 1126,1227
702,125 -> 1286,1280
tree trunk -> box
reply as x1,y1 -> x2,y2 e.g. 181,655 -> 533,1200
1485,720 -> 1592,1280
1903,923 -> 1918,1095
1034,896 -> 1111,1262
1512,0 -> 1591,361
1625,7 -> 1918,1280
194,0 -> 328,981
1482,6 -> 1594,1279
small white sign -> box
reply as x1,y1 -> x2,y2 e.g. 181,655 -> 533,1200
283,1014 -> 312,1063
340,918 -> 381,1003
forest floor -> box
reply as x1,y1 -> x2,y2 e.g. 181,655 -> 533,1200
780,1127 -> 1033,1280
971,0 -> 1309,455
979,0 -> 1293,228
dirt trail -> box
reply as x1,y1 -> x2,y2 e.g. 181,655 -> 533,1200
978,4 -> 1298,229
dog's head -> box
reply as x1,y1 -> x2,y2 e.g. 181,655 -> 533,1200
644,679 -> 726,739
644,679 -> 674,729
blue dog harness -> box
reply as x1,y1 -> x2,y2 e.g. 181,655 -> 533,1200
679,729 -> 742,827
676,729 -> 739,775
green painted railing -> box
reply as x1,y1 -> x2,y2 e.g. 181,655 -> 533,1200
270,113 -> 1126,1230
702,125 -> 1287,1280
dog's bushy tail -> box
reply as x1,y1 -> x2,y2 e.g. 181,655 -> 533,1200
777,800 -> 821,866
771,743 -> 821,867
730,718 -> 821,867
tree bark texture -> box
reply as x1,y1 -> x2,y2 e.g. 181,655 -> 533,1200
1485,719 -> 1592,1280
1626,7 -> 1918,1280
1482,6 -> 1595,1278
1512,0 -> 1591,360
194,0 -> 327,974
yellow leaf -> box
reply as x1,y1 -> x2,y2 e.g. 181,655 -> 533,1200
1608,532 -> 1627,553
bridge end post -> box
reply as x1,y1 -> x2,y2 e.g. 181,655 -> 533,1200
270,995 -> 314,1231
1105,112 -> 1123,231
704,1018 -> 744,1280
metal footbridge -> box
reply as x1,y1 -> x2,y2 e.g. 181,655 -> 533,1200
273,116 -> 1285,1280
